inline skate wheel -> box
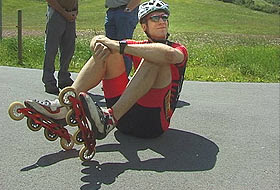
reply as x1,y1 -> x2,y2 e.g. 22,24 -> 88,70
73,129 -> 84,145
44,128 -> 58,141
27,117 -> 42,131
8,102 -> 25,121
66,109 -> 78,127
60,134 -> 74,150
79,146 -> 96,161
59,87 -> 76,107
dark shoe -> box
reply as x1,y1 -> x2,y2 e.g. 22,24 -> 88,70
58,78 -> 74,89
45,85 -> 59,96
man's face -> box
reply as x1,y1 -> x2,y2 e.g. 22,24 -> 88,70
142,11 -> 169,40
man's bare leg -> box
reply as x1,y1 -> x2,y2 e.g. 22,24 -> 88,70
70,40 -> 171,122
111,60 -> 172,120
72,52 -> 125,94
71,56 -> 105,93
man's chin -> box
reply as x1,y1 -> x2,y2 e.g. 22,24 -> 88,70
152,36 -> 166,41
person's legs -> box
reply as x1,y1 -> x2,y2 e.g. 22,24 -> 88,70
42,9 -> 65,94
58,21 -> 76,89
79,56 -> 172,138
112,60 -> 171,120
72,52 -> 125,94
115,8 -> 138,40
104,9 -> 117,40
24,46 -> 126,126
72,40 -> 171,105
42,28 -> 59,86
105,8 -> 138,76
73,51 -> 127,139
115,8 -> 139,76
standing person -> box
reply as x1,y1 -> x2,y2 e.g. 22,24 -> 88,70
26,0 -> 188,139
105,0 -> 141,75
42,0 -> 78,95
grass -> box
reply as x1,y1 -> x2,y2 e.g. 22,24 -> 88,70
168,0 -> 280,35
177,32 -> 280,82
187,44 -> 279,82
0,0 -> 279,82
2,0 -> 280,35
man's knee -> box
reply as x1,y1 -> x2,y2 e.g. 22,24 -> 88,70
138,60 -> 171,88
104,53 -> 126,79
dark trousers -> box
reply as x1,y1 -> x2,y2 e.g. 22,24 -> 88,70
42,7 -> 76,86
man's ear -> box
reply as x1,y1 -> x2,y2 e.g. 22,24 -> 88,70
141,23 -> 147,32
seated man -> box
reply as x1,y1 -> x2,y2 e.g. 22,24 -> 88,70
26,0 -> 188,139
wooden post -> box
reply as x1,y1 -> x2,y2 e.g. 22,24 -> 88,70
17,10 -> 22,64
0,0 -> 2,40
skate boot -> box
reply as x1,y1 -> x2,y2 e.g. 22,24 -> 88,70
8,100 -> 74,151
79,92 -> 117,140
58,87 -> 98,161
24,99 -> 68,121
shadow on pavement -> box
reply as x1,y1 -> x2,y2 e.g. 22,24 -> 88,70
176,100 -> 190,108
20,149 -> 79,171
80,129 -> 219,190
19,94 -> 190,174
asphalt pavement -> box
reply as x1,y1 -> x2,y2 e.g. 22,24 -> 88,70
0,66 -> 279,190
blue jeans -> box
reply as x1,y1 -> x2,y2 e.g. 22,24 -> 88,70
105,6 -> 138,75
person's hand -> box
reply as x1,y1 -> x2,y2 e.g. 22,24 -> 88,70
92,42 -> 111,63
64,11 -> 77,22
93,35 -> 119,53
90,35 -> 104,52
90,35 -> 105,50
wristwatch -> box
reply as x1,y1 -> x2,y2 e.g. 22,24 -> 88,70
119,40 -> 128,54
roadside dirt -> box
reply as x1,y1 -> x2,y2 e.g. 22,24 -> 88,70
2,29 -> 103,38
2,29 -> 44,37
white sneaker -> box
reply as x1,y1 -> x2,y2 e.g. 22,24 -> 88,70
24,99 -> 68,120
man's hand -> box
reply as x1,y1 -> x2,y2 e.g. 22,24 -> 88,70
125,0 -> 141,12
92,42 -> 111,63
64,11 -> 77,22
91,35 -> 119,53
47,0 -> 77,22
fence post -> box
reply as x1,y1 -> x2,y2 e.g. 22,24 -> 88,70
0,0 -> 2,40
17,9 -> 23,64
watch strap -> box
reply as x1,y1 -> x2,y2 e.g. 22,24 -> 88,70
119,40 -> 128,55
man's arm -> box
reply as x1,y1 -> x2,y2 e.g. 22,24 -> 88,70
92,36 -> 184,66
125,0 -> 141,12
124,43 -> 185,65
46,0 -> 76,22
